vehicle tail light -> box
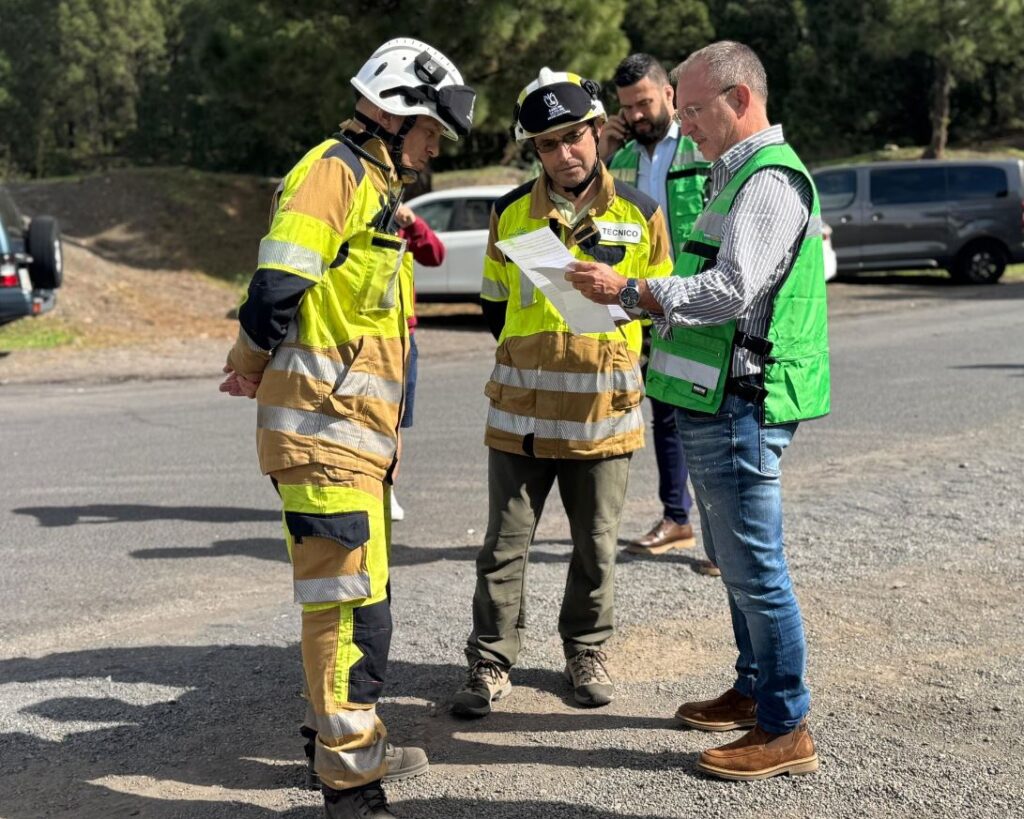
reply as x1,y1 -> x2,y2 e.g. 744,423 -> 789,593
1,261 -> 19,287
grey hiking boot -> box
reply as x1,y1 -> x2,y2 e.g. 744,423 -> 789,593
451,659 -> 512,717
565,648 -> 613,707
323,780 -> 395,818
382,743 -> 428,782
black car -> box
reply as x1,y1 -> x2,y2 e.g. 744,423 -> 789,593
0,185 -> 63,327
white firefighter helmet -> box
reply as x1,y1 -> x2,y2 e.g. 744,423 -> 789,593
351,37 -> 475,140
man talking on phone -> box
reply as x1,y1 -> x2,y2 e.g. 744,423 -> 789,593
599,53 -> 713,568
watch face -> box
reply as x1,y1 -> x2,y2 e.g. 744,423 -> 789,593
618,284 -> 640,309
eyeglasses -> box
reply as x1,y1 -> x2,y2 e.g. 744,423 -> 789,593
534,126 -> 590,154
677,85 -> 736,122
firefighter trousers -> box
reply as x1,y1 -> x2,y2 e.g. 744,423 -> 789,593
271,463 -> 392,790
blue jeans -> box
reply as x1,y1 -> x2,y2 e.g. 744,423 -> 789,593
650,395 -> 692,524
675,394 -> 809,733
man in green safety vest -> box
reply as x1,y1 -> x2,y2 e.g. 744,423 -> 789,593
599,53 -> 714,565
567,40 -> 829,783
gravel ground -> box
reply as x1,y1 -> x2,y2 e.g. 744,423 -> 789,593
1,281 -> 1022,818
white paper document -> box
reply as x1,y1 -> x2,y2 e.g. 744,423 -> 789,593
495,228 -> 630,334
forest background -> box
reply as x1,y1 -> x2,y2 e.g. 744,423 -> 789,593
2,0 -> 1023,182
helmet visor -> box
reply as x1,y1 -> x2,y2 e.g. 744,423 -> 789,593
381,84 -> 476,139
435,85 -> 475,138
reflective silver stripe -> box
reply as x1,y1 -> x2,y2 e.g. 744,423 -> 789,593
258,238 -> 326,281
674,148 -> 701,165
258,405 -> 395,458
649,347 -> 721,390
481,276 -> 509,301
487,406 -> 644,442
294,573 -> 371,604
269,347 -> 403,404
315,708 -> 378,740
241,328 -> 269,354
693,211 -> 725,241
519,271 -> 536,308
491,363 -> 641,394
317,735 -> 385,780
806,214 -> 822,238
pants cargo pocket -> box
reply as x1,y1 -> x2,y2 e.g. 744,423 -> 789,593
286,510 -> 372,604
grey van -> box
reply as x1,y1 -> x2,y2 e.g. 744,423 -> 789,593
812,159 -> 1024,283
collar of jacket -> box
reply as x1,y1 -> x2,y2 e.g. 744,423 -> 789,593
529,162 -> 615,226
337,117 -> 401,190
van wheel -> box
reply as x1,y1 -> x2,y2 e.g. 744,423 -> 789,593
951,240 -> 1007,284
27,216 -> 64,290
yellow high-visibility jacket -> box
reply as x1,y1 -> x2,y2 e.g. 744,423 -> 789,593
481,168 -> 673,459
227,122 -> 409,481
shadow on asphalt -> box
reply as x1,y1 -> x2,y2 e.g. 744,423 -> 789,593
0,646 -> 700,817
13,504 -> 281,527
125,535 -> 718,576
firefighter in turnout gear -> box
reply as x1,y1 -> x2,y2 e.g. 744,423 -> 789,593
220,38 -> 475,819
451,68 -> 673,718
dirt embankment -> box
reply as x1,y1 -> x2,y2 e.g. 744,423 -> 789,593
1,169 -> 280,382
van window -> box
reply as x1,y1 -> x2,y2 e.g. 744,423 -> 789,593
814,170 -> 857,210
870,167 -> 946,205
947,166 -> 1008,200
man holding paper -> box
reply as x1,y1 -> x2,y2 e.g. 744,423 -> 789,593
566,42 -> 829,781
451,68 -> 673,718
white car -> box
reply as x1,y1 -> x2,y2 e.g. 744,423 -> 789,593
822,221 -> 838,282
404,185 -> 514,298
405,184 -> 839,296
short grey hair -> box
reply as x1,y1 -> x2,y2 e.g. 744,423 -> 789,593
674,41 -> 768,102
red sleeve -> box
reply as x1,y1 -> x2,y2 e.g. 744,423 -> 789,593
400,216 -> 446,266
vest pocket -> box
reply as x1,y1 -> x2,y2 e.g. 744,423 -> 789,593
286,510 -> 372,604
358,232 -> 406,314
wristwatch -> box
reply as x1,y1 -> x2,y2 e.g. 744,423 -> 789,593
617,278 -> 641,310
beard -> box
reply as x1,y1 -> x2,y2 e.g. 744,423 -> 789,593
632,108 -> 673,146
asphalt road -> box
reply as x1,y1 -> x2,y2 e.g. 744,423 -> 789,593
1,279 -> 1022,818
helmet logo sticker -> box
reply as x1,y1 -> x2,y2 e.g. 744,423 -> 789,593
543,92 -> 569,120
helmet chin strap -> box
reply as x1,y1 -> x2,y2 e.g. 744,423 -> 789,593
562,159 -> 600,198
353,110 -> 420,184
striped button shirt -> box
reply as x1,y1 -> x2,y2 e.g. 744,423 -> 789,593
647,124 -> 811,376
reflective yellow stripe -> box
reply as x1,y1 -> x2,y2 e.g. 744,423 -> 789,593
486,406 -> 644,441
258,405 -> 395,458
258,237 -> 326,281
491,363 -> 641,394
269,347 -> 404,405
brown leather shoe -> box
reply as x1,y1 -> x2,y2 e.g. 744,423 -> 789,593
697,721 -> 819,781
627,517 -> 696,555
694,559 -> 722,577
675,687 -> 757,731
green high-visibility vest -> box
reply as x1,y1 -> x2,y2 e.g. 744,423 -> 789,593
646,142 -> 831,425
608,134 -> 709,255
